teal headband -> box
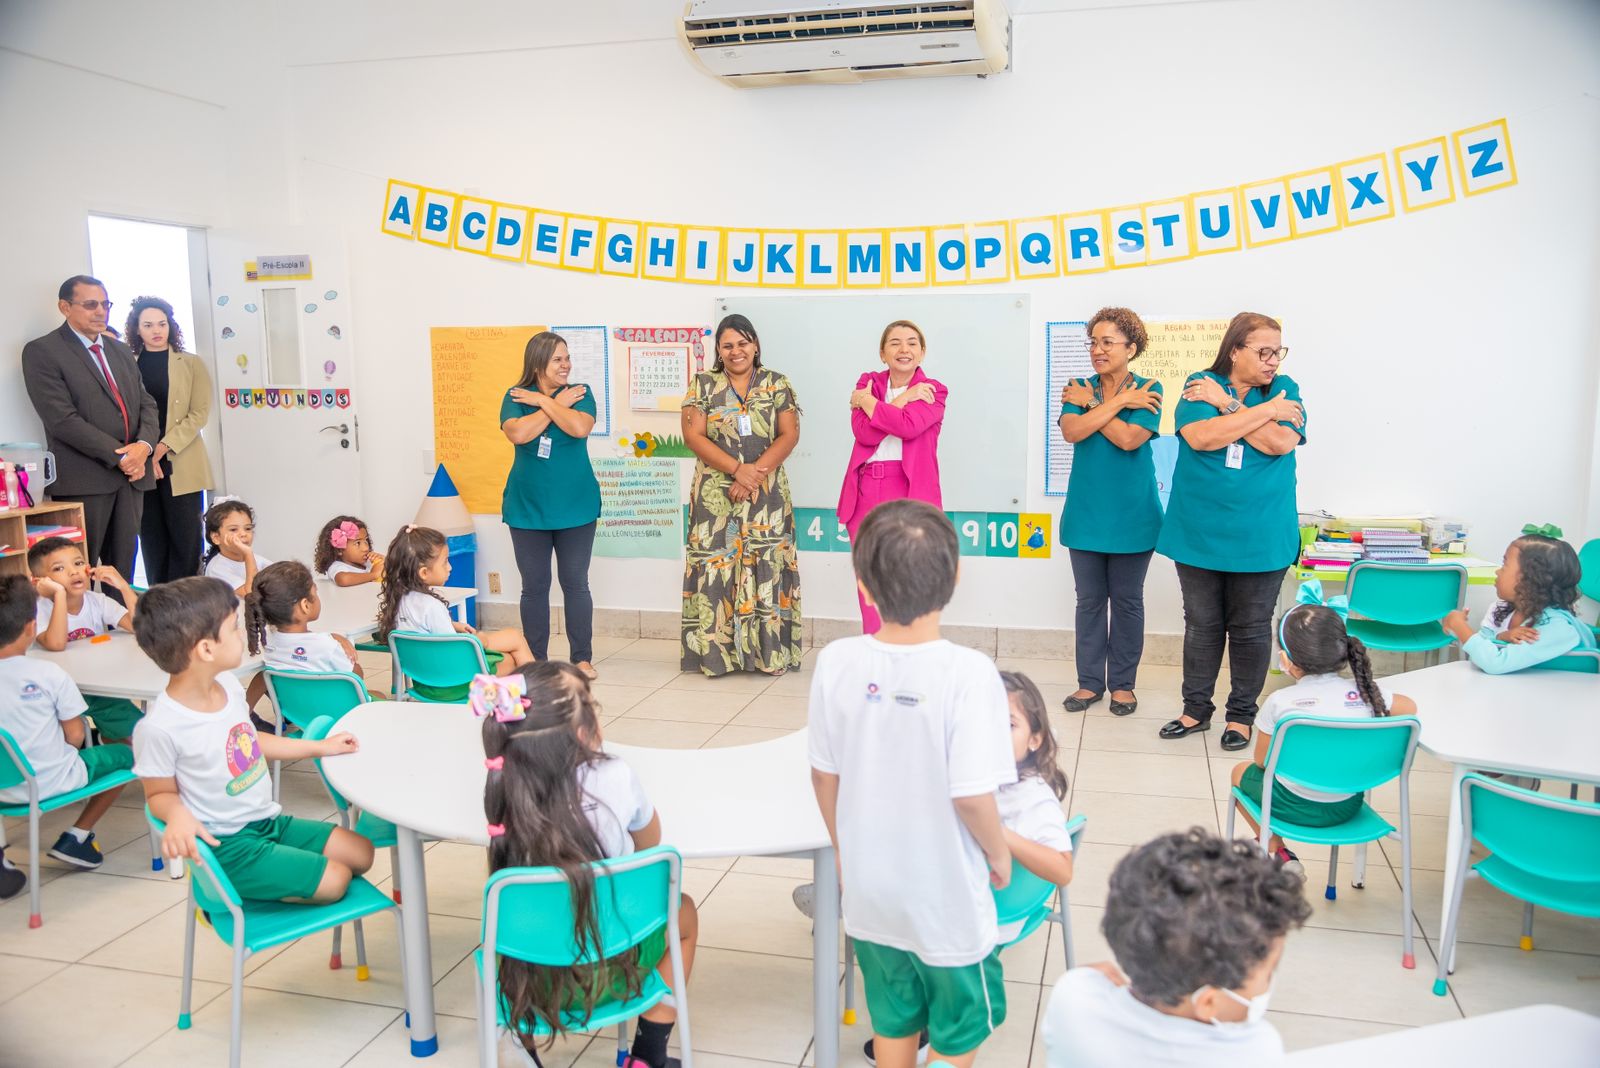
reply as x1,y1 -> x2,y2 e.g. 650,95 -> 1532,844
1279,579 -> 1350,654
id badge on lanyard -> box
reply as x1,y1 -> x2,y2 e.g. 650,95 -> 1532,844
737,410 -> 752,436
537,435 -> 553,460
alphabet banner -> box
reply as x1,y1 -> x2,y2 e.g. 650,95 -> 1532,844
381,118 -> 1515,288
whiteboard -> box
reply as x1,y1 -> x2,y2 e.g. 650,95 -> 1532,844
713,293 -> 1030,513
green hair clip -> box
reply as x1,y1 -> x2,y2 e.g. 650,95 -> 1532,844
1521,522 -> 1563,539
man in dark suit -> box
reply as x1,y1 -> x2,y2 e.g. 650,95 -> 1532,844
22,276 -> 159,590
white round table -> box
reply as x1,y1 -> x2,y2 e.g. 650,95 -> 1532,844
322,700 -> 837,1063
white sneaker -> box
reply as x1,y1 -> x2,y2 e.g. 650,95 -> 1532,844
792,882 -> 816,919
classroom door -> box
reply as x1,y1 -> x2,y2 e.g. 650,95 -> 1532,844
205,230 -> 364,564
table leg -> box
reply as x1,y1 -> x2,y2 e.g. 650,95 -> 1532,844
813,845 -> 840,1068
395,826 -> 438,1056
1439,764 -> 1466,975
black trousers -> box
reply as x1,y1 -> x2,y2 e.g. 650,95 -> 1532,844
509,522 -> 597,663
140,471 -> 205,584
54,483 -> 144,604
1176,563 -> 1287,727
1068,548 -> 1154,693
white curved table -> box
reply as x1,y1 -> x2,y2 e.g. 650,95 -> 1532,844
1383,660 -> 1600,970
322,700 -> 837,1063
1287,1004 -> 1600,1065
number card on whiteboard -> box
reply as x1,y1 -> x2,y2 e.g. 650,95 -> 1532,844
793,507 -> 1051,558
629,345 -> 691,411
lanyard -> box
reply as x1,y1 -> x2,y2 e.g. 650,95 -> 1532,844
727,372 -> 754,411
1092,372 -> 1136,404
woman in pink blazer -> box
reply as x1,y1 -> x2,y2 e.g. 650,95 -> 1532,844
837,320 -> 948,633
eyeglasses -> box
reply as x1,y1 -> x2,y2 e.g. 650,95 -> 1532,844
66,299 -> 114,312
1236,344 -> 1289,364
1087,338 -> 1128,351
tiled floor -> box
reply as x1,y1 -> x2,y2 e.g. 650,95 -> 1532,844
3,636 -> 1597,1067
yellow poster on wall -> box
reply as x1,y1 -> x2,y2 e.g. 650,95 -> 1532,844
1138,319 -> 1229,435
430,325 -> 546,513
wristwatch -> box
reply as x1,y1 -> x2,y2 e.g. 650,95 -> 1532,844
1083,396 -> 1101,410
1222,398 -> 1242,415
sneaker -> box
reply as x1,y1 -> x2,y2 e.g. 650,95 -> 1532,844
792,882 -> 816,919
250,711 -> 277,736
0,860 -> 25,901
1274,846 -> 1304,876
48,831 -> 103,869
864,1031 -> 930,1066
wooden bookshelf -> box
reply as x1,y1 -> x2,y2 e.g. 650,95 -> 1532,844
0,500 -> 87,579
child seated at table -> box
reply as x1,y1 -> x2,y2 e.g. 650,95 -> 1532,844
132,576 -> 372,902
1440,524 -> 1597,674
1041,829 -> 1311,1068
1231,600 -> 1417,874
0,574 -> 132,871
202,497 -> 272,596
244,560 -> 364,681
28,535 -> 143,744
377,525 -> 533,674
314,515 -> 385,587
810,499 -> 1016,1068
481,661 -> 698,1068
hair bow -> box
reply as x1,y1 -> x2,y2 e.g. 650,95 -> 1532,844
484,756 -> 504,771
469,674 -> 528,722
329,520 -> 361,549
486,823 -> 506,838
1521,522 -> 1563,539
1294,579 -> 1349,621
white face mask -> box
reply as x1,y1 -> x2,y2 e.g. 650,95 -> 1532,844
1193,980 -> 1274,1028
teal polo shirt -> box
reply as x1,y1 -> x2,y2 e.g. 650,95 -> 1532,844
1058,373 -> 1163,553
499,384 -> 602,531
1156,371 -> 1306,572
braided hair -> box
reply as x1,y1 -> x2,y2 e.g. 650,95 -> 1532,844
1278,603 -> 1389,716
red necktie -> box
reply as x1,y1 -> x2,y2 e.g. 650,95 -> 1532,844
89,342 -> 130,442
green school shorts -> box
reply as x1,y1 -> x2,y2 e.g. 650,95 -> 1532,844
408,650 -> 505,702
854,940 -> 1006,1056
78,743 -> 135,783
84,695 -> 143,741
209,814 -> 336,901
1239,763 -> 1365,827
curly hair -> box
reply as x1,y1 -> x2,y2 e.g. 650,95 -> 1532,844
1102,829 -> 1311,1007
1086,306 -> 1149,359
124,295 -> 186,354
1278,604 -> 1389,716
202,499 -> 254,567
1000,670 -> 1068,799
314,515 -> 367,575
1490,534 -> 1582,628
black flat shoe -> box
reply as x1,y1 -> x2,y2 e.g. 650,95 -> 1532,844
1159,718 -> 1209,739
1220,728 -> 1252,752
1062,692 -> 1104,713
1109,697 -> 1138,716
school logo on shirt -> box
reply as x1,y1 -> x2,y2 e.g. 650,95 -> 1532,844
292,646 -> 309,663
865,683 -> 882,703
19,682 -> 43,701
1345,690 -> 1365,708
224,722 -> 267,796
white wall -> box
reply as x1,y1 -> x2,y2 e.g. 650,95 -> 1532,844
6,0 -> 1599,632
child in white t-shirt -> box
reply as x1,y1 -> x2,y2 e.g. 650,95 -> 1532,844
28,536 -> 145,743
314,515 -> 385,588
132,576 -> 372,903
377,526 -> 533,674
480,661 -> 698,1068
1042,829 -> 1311,1068
243,561 -> 364,727
1230,601 -> 1417,873
996,671 -> 1074,939
0,574 -> 133,877
809,499 -> 1015,1068
202,498 -> 272,595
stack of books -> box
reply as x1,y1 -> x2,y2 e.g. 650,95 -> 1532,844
1302,540 -> 1363,572
1361,528 -> 1429,563
24,524 -> 84,547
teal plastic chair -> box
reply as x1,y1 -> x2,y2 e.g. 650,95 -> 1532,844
1578,539 -> 1600,642
1433,774 -> 1600,996
1227,713 -> 1421,967
1343,561 -> 1467,661
388,630 -> 489,702
1546,650 -> 1600,674
262,669 -> 370,802
146,807 -> 403,1068
0,726 -> 157,927
476,845 -> 693,1068
840,814 -> 1088,1025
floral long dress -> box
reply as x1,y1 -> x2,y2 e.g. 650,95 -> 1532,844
681,367 -> 803,676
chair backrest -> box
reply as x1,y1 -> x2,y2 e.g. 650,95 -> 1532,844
1544,650 -> 1600,674
1344,561 -> 1467,625
1578,538 -> 1600,606
1462,773 -> 1600,883
0,726 -> 38,795
389,631 -> 488,690
263,669 -> 370,733
1265,714 -> 1419,796
992,813 -> 1085,925
483,847 -> 680,968
145,806 -> 244,915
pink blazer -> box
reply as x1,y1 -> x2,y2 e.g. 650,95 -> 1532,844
836,367 -> 947,525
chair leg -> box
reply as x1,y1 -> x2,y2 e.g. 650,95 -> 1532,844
27,807 -> 41,928
1520,901 -> 1535,951
1224,799 -> 1236,838
390,845 -> 401,903
271,759 -> 282,804
330,923 -> 343,970
229,936 -> 246,1068
842,936 -> 856,1025
178,885 -> 197,1028
616,1019 -> 630,1066
1325,845 -> 1339,901
1399,806 -> 1416,969
1433,830 -> 1471,995
1060,887 -> 1077,971
1351,842 -> 1368,889
353,917 -> 370,980
148,823 -> 164,873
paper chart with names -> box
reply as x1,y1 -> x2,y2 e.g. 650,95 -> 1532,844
1044,321 -> 1092,497
551,325 -> 612,437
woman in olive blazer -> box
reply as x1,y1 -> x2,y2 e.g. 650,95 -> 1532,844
126,296 -> 216,584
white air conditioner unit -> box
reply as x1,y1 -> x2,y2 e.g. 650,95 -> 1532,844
679,0 -> 1011,88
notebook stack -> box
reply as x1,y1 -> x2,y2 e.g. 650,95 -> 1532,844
1302,539 -> 1363,572
25,524 -> 84,546
1361,527 -> 1429,563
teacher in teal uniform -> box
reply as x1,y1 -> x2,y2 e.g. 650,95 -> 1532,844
500,330 -> 602,679
1057,307 -> 1164,716
1155,312 -> 1305,752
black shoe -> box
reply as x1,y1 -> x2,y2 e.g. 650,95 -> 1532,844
1062,692 -> 1103,713
864,1031 -> 930,1066
1159,718 -> 1209,739
1220,728 -> 1252,752
250,711 -> 277,736
0,858 -> 25,901
48,831 -> 103,869
1109,697 -> 1138,716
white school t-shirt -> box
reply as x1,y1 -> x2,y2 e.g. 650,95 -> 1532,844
1257,672 -> 1393,803
35,590 -> 127,641
204,553 -> 274,590
0,656 -> 89,803
262,630 -> 356,675
808,636 -> 1017,967
995,774 -> 1073,942
1042,967 -> 1284,1068
577,756 -> 654,859
866,384 -> 908,463
132,673 -> 279,836
325,560 -> 369,579
396,590 -> 454,635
